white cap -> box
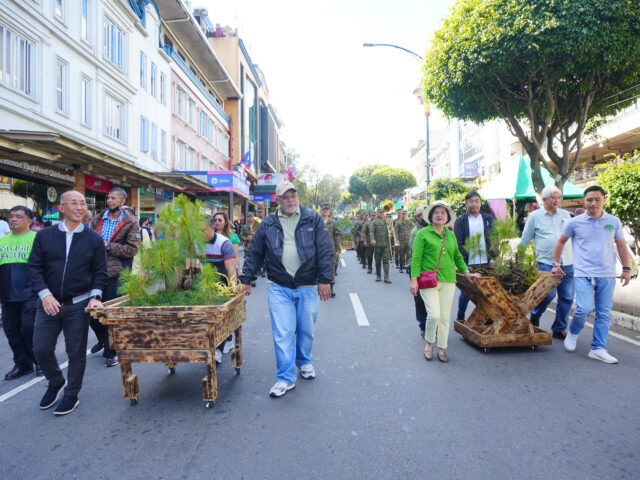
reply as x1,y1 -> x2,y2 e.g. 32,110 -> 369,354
275,180 -> 297,197
415,205 -> 427,217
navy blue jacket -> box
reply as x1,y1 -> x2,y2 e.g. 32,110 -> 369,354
453,212 -> 496,264
239,206 -> 334,288
28,224 -> 107,302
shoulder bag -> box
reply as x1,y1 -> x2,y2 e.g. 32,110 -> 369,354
417,230 -> 447,289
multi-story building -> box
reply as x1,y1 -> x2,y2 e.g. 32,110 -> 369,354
0,0 -> 213,218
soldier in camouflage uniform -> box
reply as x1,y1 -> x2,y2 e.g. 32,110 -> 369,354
321,204 -> 341,298
352,214 -> 363,263
369,208 -> 392,283
394,209 -> 411,273
361,212 -> 374,272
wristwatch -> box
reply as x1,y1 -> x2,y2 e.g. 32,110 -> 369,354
552,262 -> 561,267
90,294 -> 102,301
622,266 -> 631,272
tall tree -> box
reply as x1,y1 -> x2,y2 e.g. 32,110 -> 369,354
348,164 -> 386,204
367,167 -> 416,204
423,0 -> 640,195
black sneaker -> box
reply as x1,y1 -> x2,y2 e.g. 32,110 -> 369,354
40,380 -> 66,410
90,343 -> 104,354
552,330 -> 567,340
104,357 -> 118,367
54,395 -> 79,416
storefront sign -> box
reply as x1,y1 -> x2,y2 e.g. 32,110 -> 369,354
250,193 -> 275,203
141,187 -> 173,201
0,176 -> 11,191
174,171 -> 250,199
0,158 -> 74,184
84,174 -> 113,193
463,159 -> 479,177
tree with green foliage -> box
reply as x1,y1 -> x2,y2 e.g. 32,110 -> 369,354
597,154 -> 640,247
367,167 -> 416,203
11,180 -> 48,212
348,164 -> 386,204
428,178 -> 469,202
423,0 -> 640,195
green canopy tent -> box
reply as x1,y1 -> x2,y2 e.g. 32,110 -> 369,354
480,157 -> 583,200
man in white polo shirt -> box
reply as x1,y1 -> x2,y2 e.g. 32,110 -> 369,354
552,185 -> 631,364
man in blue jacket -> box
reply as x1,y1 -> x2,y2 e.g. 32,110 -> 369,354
240,180 -> 334,398
29,190 -> 107,416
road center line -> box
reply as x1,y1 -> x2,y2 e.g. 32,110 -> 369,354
548,308 -> 640,347
349,293 -> 369,326
0,348 -> 91,404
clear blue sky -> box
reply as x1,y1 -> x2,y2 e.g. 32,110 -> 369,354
200,0 -> 456,178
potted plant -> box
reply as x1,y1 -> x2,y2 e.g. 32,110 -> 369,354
454,216 -> 562,350
87,195 -> 245,408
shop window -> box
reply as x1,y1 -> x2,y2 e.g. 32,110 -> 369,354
176,87 -> 187,120
81,0 -> 89,42
103,17 -> 124,69
140,116 -> 149,152
104,93 -> 124,141
151,123 -> 158,160
160,73 -> 166,105
160,130 -> 167,164
150,62 -> 157,98
139,52 -> 146,90
54,0 -> 64,22
175,139 -> 186,170
81,75 -> 91,126
56,58 -> 68,115
0,25 -> 34,96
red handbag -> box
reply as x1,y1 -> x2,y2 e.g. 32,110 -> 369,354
417,231 -> 446,289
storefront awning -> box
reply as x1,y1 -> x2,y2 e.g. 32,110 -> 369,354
0,130 -> 187,190
479,157 -> 584,200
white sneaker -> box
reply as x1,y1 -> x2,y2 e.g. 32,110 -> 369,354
214,349 -> 222,364
269,381 -> 295,398
564,333 -> 579,352
588,348 -> 618,364
299,364 -> 316,379
222,339 -> 234,354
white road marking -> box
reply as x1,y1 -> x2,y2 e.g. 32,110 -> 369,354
349,293 -> 370,326
0,348 -> 92,404
340,258 -> 346,268
548,308 -> 640,347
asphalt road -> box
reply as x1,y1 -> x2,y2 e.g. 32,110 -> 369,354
1,250 -> 639,480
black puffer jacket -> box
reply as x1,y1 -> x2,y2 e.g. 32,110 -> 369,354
239,206 -> 334,288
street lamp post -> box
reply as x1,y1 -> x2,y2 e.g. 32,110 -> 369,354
363,42 -> 430,201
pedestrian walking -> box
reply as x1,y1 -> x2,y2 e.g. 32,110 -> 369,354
410,201 -> 478,363
321,204 -> 341,298
29,190 -> 107,415
360,213 -> 373,272
206,213 -> 238,363
353,213 -> 364,264
214,211 -> 241,276
453,191 -> 495,322
409,205 -> 429,338
239,180 -> 333,398
240,213 -> 260,286
520,185 -> 574,338
0,206 -> 41,380
553,185 -> 632,364
0,218 -> 10,238
369,208 -> 392,283
89,187 -> 140,367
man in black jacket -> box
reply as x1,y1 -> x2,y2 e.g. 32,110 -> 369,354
29,191 -> 107,416
240,180 -> 333,398
453,191 -> 495,322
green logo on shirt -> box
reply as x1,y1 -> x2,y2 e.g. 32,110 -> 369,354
604,224 -> 614,235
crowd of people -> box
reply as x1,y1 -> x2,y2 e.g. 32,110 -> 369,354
0,180 -> 634,412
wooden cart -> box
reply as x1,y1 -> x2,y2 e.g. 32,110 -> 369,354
454,271 -> 562,350
87,294 -> 245,408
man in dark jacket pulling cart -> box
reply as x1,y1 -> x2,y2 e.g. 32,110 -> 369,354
29,190 -> 107,416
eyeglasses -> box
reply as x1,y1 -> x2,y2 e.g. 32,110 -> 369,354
61,201 -> 87,207
214,218 -> 225,223
279,193 -> 297,201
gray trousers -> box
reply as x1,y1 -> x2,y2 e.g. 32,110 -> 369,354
33,298 -> 90,398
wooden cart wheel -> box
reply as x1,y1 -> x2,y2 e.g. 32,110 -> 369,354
130,399 -> 138,406
483,347 -> 489,353
531,346 -> 536,351
168,367 -> 176,375
235,367 -> 241,375
204,401 -> 215,409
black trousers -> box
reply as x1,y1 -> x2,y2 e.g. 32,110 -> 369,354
33,298 -> 90,397
89,277 -> 118,358
2,299 -> 37,369
364,246 -> 374,270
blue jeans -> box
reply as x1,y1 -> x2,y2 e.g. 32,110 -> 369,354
569,277 -> 616,350
530,263 -> 575,332
267,284 -> 319,384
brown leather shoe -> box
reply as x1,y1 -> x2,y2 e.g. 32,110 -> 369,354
424,342 -> 433,361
